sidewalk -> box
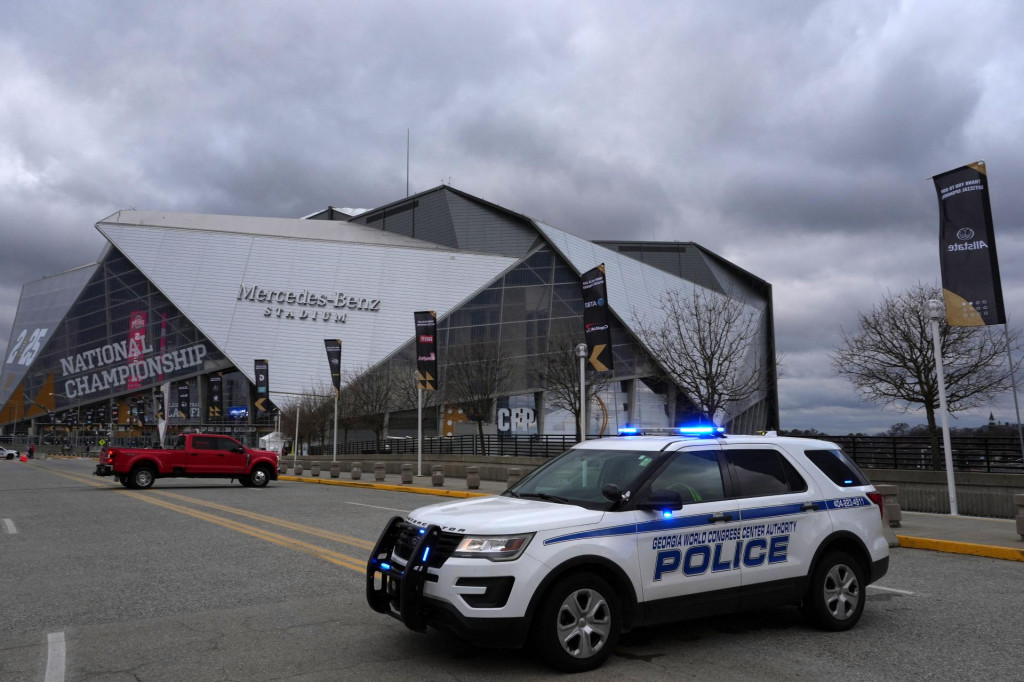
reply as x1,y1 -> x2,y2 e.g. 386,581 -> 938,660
279,471 -> 1024,562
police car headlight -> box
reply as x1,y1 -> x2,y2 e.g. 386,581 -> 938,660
452,533 -> 534,561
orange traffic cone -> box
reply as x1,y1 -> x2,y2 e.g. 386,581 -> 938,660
20,454 -> 28,462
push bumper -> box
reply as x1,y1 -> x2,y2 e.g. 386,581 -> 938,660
365,516 -> 531,648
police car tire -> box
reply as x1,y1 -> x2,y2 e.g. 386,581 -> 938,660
802,551 -> 866,631
534,572 -> 620,673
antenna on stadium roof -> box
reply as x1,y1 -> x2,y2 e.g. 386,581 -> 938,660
406,128 -> 410,198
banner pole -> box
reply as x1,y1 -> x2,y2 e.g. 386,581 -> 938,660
293,405 -> 299,470
928,301 -> 958,515
333,391 -> 338,463
1002,323 -> 1024,461
417,384 -> 423,476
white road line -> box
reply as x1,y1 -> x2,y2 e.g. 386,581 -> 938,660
45,631 -> 66,682
869,585 -> 915,595
345,501 -> 410,513
2,518 -> 15,534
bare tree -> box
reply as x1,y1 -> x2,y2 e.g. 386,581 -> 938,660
541,329 -> 613,441
831,283 -> 1021,463
633,287 -> 765,427
442,341 -> 512,454
278,384 -> 333,455
342,366 -> 400,451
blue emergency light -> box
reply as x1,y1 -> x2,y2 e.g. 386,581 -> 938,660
617,426 -> 641,436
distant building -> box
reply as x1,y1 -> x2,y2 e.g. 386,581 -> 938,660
0,186 -> 778,444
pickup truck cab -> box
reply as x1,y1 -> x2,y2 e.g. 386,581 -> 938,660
94,433 -> 279,489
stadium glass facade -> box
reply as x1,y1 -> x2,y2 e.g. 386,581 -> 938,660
0,186 -> 778,449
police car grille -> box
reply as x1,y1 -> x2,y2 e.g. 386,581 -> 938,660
393,522 -> 463,568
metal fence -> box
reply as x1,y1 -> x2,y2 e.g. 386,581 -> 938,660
312,434 -> 582,459
829,435 -> 1024,474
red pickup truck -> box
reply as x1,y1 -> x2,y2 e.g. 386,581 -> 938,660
94,433 -> 279,489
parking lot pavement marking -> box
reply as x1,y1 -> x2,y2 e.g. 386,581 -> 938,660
45,631 -> 65,682
868,585 -> 915,595
344,501 -> 412,513
2,518 -> 15,534
153,490 -> 375,551
31,466 -> 368,572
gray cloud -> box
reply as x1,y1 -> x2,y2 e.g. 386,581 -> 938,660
2,0 -> 1022,434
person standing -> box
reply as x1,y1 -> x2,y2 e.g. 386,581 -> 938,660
28,444 -> 35,459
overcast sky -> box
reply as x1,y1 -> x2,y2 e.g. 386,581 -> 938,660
2,0 -> 1022,435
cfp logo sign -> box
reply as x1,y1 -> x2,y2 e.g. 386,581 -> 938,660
496,407 -> 536,433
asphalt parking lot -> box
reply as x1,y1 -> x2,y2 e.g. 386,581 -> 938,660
2,458 -> 1022,681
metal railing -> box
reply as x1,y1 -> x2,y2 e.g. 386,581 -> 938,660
312,434 -> 583,459
829,435 -> 1024,474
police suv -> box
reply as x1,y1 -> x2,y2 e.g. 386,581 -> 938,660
366,428 -> 890,672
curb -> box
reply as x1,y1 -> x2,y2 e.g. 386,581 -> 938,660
277,474 -> 492,499
896,535 -> 1024,562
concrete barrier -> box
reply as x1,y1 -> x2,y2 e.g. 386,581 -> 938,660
401,463 -> 413,484
507,467 -> 522,488
351,462 -> 362,480
294,463 -> 304,476
1016,494 -> 1024,541
431,464 -> 445,486
466,466 -> 480,490
374,462 -> 385,481
278,462 -> 288,475
310,463 -> 321,477
329,463 -> 340,478
875,484 -> 901,548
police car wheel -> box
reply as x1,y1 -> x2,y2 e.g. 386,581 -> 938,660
802,551 -> 865,631
535,572 -> 620,672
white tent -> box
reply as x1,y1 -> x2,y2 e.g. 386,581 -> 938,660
259,431 -> 287,454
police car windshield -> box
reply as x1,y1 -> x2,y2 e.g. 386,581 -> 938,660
508,449 -> 661,509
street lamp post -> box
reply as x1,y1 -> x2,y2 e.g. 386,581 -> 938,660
926,300 -> 958,516
575,343 -> 588,442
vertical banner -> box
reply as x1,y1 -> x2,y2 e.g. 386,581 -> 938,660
933,161 -> 1005,326
324,339 -> 343,393
127,311 -> 147,390
254,359 -> 270,413
155,391 -> 164,421
414,311 -> 438,390
581,264 -> 614,371
177,382 -> 190,419
208,374 -> 222,419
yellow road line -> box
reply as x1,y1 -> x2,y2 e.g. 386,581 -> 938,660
33,466 -> 368,572
278,474 -> 492,498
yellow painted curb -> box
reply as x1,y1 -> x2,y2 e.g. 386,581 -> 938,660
278,475 -> 492,499
896,535 -> 1024,562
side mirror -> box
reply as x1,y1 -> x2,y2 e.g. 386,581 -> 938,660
602,483 -> 623,502
233,446 -> 245,454
636,489 -> 684,512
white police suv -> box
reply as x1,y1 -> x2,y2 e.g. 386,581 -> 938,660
366,428 -> 890,672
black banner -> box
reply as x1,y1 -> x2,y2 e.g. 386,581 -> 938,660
414,311 -> 438,390
324,339 -> 342,393
581,264 -> 613,372
934,161 -> 1005,326
177,383 -> 190,419
254,359 -> 270,412
208,374 -> 222,419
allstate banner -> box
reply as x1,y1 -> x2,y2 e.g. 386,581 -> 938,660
177,382 -> 190,419
581,264 -> 613,371
933,161 -> 1005,326
324,339 -> 342,392
414,311 -> 438,390
254,359 -> 270,412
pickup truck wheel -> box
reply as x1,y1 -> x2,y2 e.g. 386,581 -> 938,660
118,475 -> 129,487
535,572 -> 619,672
238,477 -> 251,486
248,466 -> 271,488
130,466 -> 156,490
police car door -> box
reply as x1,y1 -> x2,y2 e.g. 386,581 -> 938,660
721,445 -> 832,596
636,444 -> 742,618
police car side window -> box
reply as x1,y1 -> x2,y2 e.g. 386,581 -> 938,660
726,449 -> 807,497
648,450 -> 725,503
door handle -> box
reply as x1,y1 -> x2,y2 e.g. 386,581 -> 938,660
709,512 -> 733,523
801,502 -> 820,512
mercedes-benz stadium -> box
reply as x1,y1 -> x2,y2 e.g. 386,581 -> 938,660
0,185 -> 778,450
